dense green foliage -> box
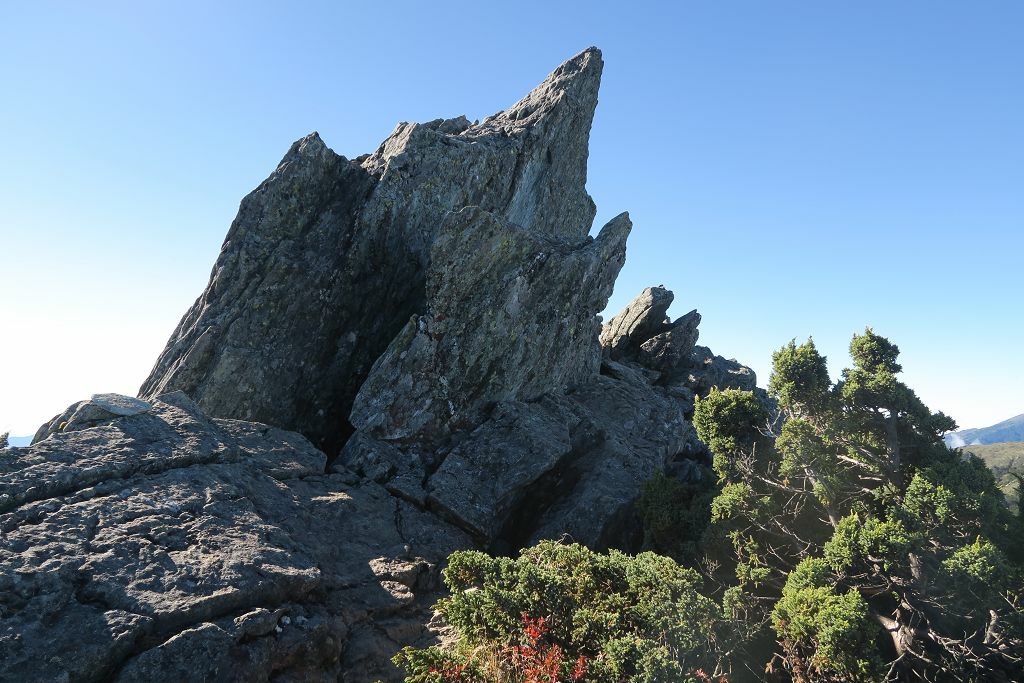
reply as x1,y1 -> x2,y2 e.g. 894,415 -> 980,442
636,471 -> 716,562
401,331 -> 1023,682
395,541 -> 722,682
771,558 -> 880,680
962,441 -> 1024,513
695,330 -> 1024,681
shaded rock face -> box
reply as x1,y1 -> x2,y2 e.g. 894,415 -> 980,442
340,281 -> 718,549
5,50 -> 767,682
139,48 -> 604,457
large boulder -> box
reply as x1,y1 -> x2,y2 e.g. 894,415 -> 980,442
3,50 -> 767,682
139,48 -> 605,456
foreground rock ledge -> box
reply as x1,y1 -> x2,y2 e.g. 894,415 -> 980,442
1,393 -> 469,682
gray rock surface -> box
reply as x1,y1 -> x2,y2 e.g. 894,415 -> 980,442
685,345 -> 758,394
600,285 -> 675,359
350,207 -> 629,442
426,398 -> 571,541
599,286 -> 757,396
139,47 -> 605,456
1,394 -> 470,683
638,309 -> 702,376
344,349 -> 705,552
32,393 -> 153,444
521,362 -> 704,550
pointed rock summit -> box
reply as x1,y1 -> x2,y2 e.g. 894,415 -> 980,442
139,47 -> 606,456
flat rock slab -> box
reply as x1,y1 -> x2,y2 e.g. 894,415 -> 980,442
90,393 -> 153,416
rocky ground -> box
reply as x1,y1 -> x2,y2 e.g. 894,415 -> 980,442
1,48 -> 759,682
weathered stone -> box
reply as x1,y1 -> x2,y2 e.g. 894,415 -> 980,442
523,366 -> 702,550
600,285 -> 674,359
368,557 -> 433,591
350,207 -> 629,442
0,396 -> 470,683
661,382 -> 697,416
334,431 -> 431,506
4,50 -> 768,682
426,399 -> 571,540
31,393 -> 153,444
140,48 -> 606,456
685,345 -> 758,394
601,287 -> 757,398
638,309 -> 701,377
89,393 -> 153,416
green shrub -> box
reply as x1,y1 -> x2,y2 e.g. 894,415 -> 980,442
772,563 -> 881,681
636,471 -> 715,564
395,541 -> 722,682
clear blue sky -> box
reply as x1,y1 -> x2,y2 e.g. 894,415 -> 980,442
2,1 -> 1022,436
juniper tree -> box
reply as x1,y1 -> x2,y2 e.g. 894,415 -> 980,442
697,330 -> 1024,681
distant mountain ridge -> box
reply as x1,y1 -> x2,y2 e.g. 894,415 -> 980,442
945,413 -> 1024,447
960,442 -> 1024,512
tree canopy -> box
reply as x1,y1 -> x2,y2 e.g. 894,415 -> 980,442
697,329 -> 1023,681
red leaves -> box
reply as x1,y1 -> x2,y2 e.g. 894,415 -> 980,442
423,613 -> 590,682
511,613 -> 587,683
427,661 -> 470,682
571,655 -> 588,681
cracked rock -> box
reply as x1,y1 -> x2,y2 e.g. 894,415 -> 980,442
0,395 -> 470,683
4,48 -> 763,683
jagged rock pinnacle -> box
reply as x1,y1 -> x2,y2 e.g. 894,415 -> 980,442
139,48 -> 606,455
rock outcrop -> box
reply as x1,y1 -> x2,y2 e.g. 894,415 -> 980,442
601,285 -> 757,399
4,49 -> 764,682
138,48 -> 604,458
350,207 -> 630,443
